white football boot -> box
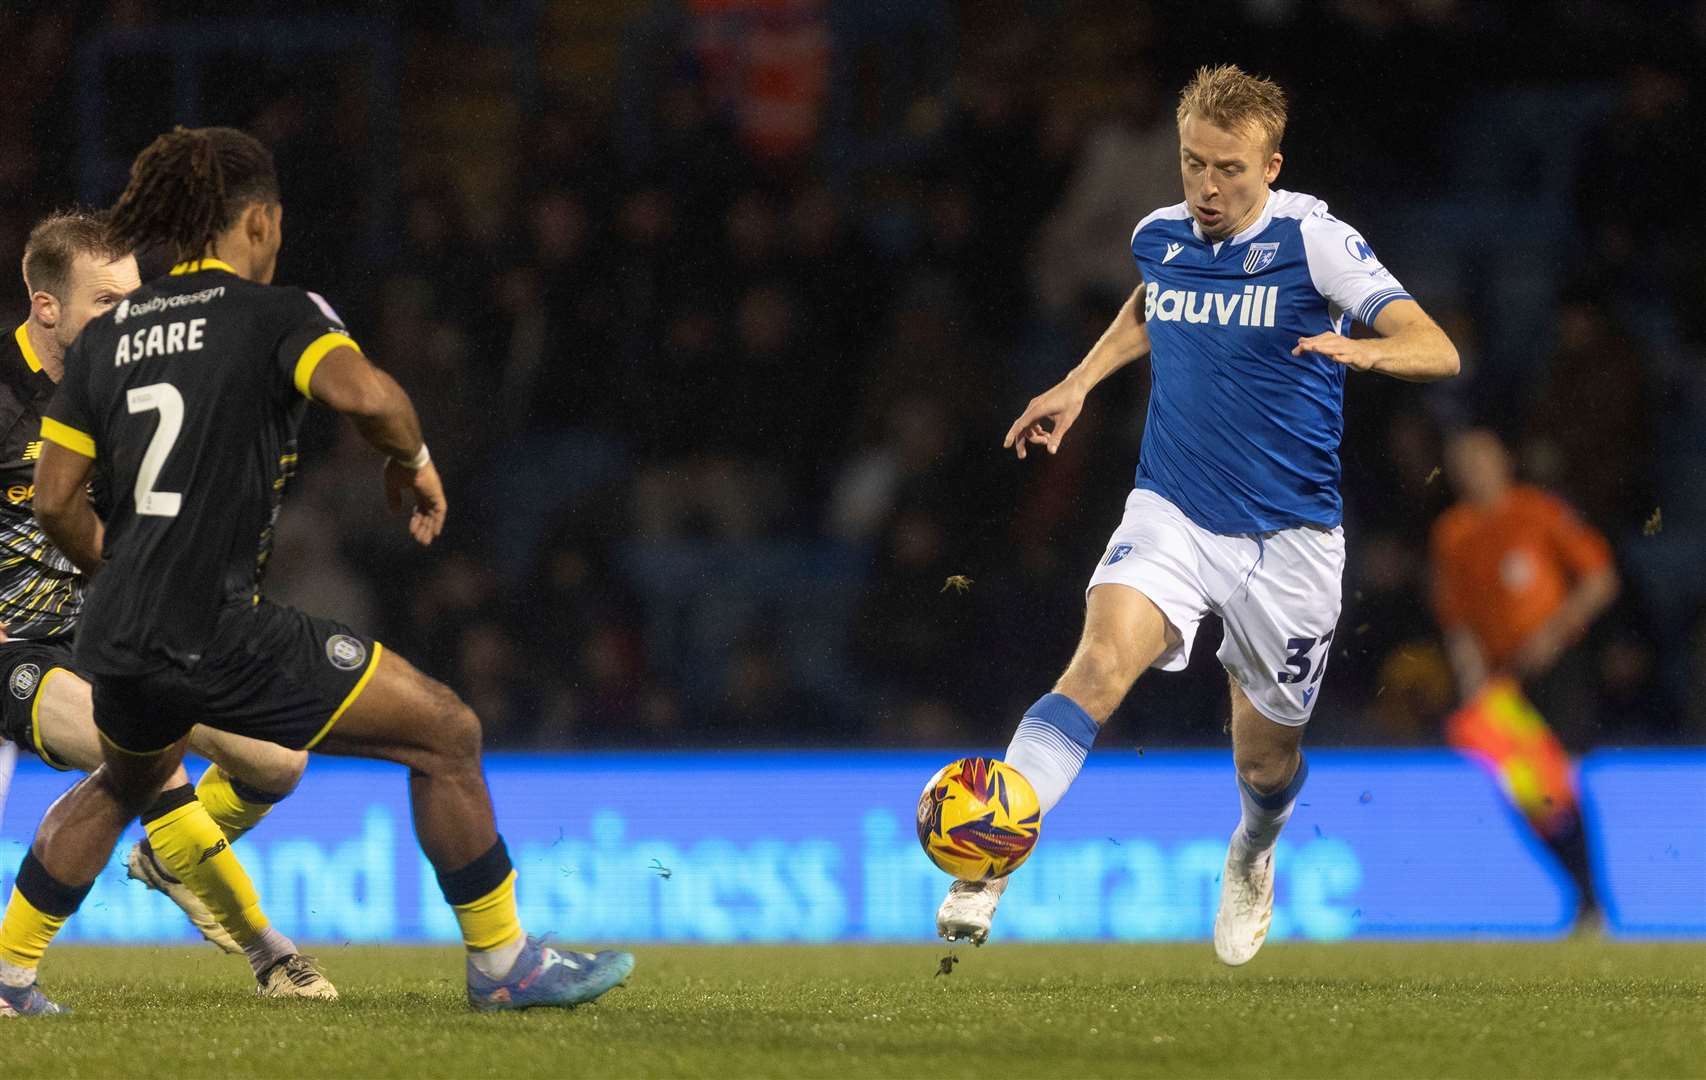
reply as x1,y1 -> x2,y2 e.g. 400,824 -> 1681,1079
1213,831 -> 1275,966
126,841 -> 241,954
936,876 -> 1009,945
256,954 -> 339,1000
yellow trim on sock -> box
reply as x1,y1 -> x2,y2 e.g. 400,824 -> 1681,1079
302,641 -> 383,751
195,764 -> 272,842
452,870 -> 523,952
0,888 -> 67,969
292,332 -> 359,400
40,416 -> 95,459
144,799 -> 270,946
29,667 -> 75,771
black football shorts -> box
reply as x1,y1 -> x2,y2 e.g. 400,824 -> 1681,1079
0,637 -> 78,769
91,599 -> 382,755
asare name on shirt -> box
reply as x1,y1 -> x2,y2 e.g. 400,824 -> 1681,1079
114,318 -> 207,367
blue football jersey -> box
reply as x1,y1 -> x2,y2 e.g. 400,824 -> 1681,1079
1129,189 -> 1412,534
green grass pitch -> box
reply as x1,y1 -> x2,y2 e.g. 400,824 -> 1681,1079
4,941 -> 1702,1078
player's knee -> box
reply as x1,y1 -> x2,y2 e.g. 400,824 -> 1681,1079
245,748 -> 307,799
423,688 -> 484,766
1235,747 -> 1297,795
91,759 -> 171,816
211,736 -> 308,797
1068,634 -> 1142,697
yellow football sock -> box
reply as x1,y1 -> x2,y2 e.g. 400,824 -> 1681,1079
144,798 -> 271,948
0,889 -> 66,970
453,870 -> 524,952
195,764 -> 277,842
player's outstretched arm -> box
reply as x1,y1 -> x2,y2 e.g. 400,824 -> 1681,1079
34,441 -> 104,576
1291,299 -> 1459,383
306,345 -> 446,546
1005,284 -> 1152,459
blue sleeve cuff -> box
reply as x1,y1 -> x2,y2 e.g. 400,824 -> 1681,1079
1355,288 -> 1412,327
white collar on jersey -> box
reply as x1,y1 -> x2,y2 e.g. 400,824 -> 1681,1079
1195,188 -> 1277,253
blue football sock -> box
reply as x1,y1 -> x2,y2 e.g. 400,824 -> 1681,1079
1233,754 -> 1309,865
1004,692 -> 1099,815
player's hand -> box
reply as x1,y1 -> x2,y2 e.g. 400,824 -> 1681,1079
1003,378 -> 1087,459
1510,620 -> 1572,678
0,621 -> 9,644
1293,332 -> 1378,372
384,458 -> 448,546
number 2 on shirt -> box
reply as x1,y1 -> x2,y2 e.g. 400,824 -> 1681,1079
126,382 -> 184,517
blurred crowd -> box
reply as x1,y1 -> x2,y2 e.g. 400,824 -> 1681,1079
2,0 -> 1702,749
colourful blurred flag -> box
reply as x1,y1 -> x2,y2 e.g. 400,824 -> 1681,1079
1445,676 -> 1578,838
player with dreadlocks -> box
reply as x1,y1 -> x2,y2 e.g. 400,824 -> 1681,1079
0,209 -> 336,1004
0,125 -> 635,1016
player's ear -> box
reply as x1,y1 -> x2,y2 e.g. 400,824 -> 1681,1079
242,202 -> 266,245
30,289 -> 60,331
1265,150 -> 1283,185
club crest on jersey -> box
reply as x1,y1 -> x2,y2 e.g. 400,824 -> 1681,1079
9,663 -> 41,700
325,634 -> 367,671
1243,242 -> 1280,274
1104,543 -> 1132,566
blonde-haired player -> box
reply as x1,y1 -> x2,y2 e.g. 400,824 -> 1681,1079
0,212 -> 333,1005
938,65 -> 1458,963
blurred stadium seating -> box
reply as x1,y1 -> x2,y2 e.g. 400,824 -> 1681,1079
1,0 -> 1700,750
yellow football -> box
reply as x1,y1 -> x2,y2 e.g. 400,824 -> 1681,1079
915,757 -> 1041,880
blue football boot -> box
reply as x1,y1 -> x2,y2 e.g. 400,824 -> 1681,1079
466,935 -> 634,1012
0,977 -> 68,1017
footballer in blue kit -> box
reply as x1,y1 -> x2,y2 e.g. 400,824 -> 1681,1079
938,65 -> 1460,961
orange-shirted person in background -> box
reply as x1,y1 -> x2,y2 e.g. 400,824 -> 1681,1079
1432,429 -> 1620,702
1431,428 -> 1619,920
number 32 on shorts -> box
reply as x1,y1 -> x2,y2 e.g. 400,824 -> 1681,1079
1275,628 -> 1335,686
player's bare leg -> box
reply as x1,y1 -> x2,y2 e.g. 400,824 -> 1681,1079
29,674 -> 239,950
27,673 -> 331,997
25,669 -> 102,768
186,726 -> 307,829
939,584 -> 1176,944
0,737 -> 182,1014
1214,678 -> 1308,966
1052,584 -> 1176,721
124,727 -> 306,953
313,647 -> 634,1009
129,727 -> 307,966
313,650 -> 496,866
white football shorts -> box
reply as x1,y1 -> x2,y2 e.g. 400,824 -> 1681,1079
1086,487 -> 1345,725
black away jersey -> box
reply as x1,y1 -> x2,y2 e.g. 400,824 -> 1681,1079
0,324 -> 80,638
43,259 -> 355,675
